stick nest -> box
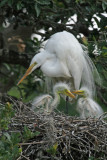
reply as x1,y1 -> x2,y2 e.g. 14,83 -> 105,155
1,95 -> 107,160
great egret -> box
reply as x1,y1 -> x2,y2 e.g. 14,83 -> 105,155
32,82 -> 75,113
17,31 -> 100,97
76,87 -> 103,118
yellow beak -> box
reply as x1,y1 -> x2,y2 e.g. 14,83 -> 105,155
17,62 -> 37,85
72,90 -> 84,95
65,90 -> 75,99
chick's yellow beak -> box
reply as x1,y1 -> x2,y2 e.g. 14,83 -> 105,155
17,62 -> 37,85
65,90 -> 75,99
72,90 -> 84,96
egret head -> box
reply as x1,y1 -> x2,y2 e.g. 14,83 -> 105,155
61,88 -> 75,98
54,82 -> 75,99
17,51 -> 47,85
77,87 -> 92,98
71,86 -> 92,98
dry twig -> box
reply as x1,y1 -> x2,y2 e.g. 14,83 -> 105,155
1,95 -> 107,160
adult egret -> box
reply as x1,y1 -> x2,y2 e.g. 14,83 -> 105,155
17,31 -> 100,97
76,87 -> 103,118
32,82 -> 75,113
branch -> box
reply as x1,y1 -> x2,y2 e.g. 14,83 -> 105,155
0,49 -> 32,68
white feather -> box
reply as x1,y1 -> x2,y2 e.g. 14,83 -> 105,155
77,97 -> 103,118
77,87 -> 103,118
32,82 -> 72,113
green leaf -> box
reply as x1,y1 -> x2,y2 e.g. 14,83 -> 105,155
47,142 -> 58,155
11,132 -> 21,144
19,147 -> 22,153
53,142 -> 58,151
34,131 -> 40,136
102,46 -> 107,56
4,132 -> 11,142
102,2 -> 107,10
17,2 -> 23,10
35,3 -> 41,17
23,126 -> 33,140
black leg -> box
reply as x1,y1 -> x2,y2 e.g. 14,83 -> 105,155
66,96 -> 69,114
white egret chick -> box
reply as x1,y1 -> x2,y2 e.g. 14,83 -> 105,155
17,31 -> 100,97
32,82 -> 75,113
76,87 -> 103,118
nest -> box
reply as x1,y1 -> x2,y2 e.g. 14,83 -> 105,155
1,95 -> 107,160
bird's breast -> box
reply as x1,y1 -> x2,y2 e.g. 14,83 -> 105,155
41,59 -> 71,78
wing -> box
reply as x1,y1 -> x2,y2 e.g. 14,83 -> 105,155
67,55 -> 83,90
32,94 -> 52,108
45,31 -> 84,90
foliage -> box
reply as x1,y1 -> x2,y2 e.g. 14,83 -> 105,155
0,132 -> 21,160
0,102 -> 40,160
0,103 -> 20,160
23,126 -> 40,141
47,142 -> 58,156
0,102 -> 14,130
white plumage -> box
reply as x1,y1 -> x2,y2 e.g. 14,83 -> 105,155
30,31 -> 100,96
32,82 -> 74,113
32,94 -> 52,113
77,87 -> 103,118
18,31 -> 103,117
77,97 -> 103,118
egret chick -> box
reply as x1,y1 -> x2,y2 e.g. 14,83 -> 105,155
76,87 -> 103,118
32,82 -> 75,113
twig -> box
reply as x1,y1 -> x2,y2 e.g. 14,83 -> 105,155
18,141 -> 48,146
17,154 -> 30,160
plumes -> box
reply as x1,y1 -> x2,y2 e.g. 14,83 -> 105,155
81,47 -> 101,97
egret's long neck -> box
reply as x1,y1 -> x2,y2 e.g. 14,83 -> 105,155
51,92 -> 60,110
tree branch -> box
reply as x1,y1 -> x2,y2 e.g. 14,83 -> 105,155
0,49 -> 32,68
